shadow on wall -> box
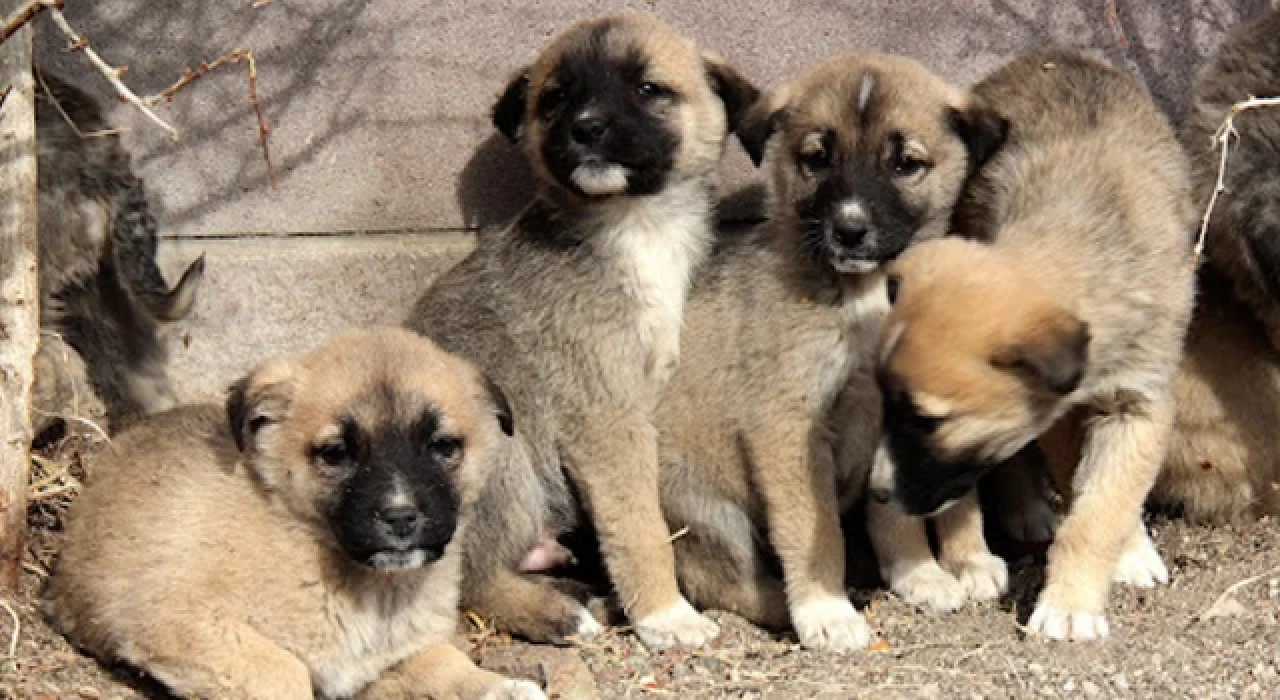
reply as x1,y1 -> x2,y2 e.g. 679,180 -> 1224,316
456,133 -> 536,232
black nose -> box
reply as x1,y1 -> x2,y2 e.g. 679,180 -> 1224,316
832,220 -> 869,249
376,506 -> 423,540
570,116 -> 608,147
869,487 -> 893,505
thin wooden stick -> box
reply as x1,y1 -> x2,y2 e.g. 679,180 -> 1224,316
44,6 -> 178,140
1193,95 -> 1280,267
0,0 -> 60,45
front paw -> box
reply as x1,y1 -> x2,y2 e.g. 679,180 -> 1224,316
885,561 -> 967,612
943,553 -> 1009,601
1112,528 -> 1169,588
633,598 -> 720,650
1027,600 -> 1109,641
1000,497 -> 1058,544
481,680 -> 548,700
790,595 -> 873,653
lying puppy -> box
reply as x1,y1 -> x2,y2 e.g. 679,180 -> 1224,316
873,49 -> 1195,641
44,328 -> 542,700
656,51 -> 1007,649
407,14 -> 757,648
33,69 -> 204,437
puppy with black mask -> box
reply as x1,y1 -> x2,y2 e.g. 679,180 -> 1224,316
653,52 -> 1008,650
406,14 -> 758,649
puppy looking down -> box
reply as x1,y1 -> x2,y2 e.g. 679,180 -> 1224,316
406,14 -> 758,649
654,52 -> 1007,651
44,328 -> 542,700
873,49 -> 1195,641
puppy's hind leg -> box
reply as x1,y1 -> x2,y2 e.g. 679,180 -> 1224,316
672,528 -> 790,631
463,566 -> 602,645
936,493 -> 1008,601
1029,397 -> 1173,641
360,642 -> 545,700
867,498 -> 966,613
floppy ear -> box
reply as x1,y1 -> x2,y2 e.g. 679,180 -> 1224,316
482,373 -> 515,437
492,69 -> 531,144
226,358 -> 297,452
737,97 -> 788,168
993,313 -> 1090,396
948,101 -> 1009,171
702,53 -> 760,138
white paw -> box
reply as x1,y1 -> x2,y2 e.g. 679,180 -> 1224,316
482,679 -> 548,700
790,595 -> 873,653
571,606 -> 603,640
1112,529 -> 1169,588
1027,602 -> 1109,641
633,598 -> 719,650
946,553 -> 1009,601
886,561 -> 967,612
1000,497 -> 1058,543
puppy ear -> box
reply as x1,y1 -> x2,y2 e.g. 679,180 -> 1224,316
492,70 -> 531,144
702,53 -> 760,137
993,313 -> 1090,396
226,358 -> 296,452
737,97 -> 788,168
482,373 -> 514,437
948,101 -> 1009,171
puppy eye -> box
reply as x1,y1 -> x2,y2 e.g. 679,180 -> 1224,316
798,149 -> 831,173
313,440 -> 352,468
886,275 -> 901,304
893,152 -> 928,177
431,436 -> 463,461
635,81 -> 673,99
538,86 -> 567,116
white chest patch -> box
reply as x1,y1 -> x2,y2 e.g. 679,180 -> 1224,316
596,181 -> 712,384
808,277 -> 891,404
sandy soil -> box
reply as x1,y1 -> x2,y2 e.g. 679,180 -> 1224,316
4,438 -> 1277,699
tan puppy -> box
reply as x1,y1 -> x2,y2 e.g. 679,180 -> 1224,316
656,52 -> 1008,649
407,14 -> 758,648
44,328 -> 542,700
871,49 -> 1195,641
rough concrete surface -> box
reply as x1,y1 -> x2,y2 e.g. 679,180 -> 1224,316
31,0 -> 1275,236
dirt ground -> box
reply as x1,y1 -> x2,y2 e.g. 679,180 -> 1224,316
3,436 -> 1278,699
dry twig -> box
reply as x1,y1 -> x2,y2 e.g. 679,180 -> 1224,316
35,67 -> 125,138
0,0 -> 59,44
1194,95 -> 1280,267
1104,0 -> 1129,50
44,6 -> 178,140
0,598 -> 18,659
1194,564 -> 1280,623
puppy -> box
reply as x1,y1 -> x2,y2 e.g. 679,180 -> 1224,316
44,328 -> 543,700
1182,8 -> 1280,355
32,69 -> 204,437
872,49 -> 1195,641
654,52 -> 1007,650
405,14 -> 758,648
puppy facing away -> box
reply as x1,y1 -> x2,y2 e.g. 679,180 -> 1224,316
873,49 -> 1195,640
1181,8 -> 1280,354
44,328 -> 543,700
654,52 -> 1008,650
406,14 -> 758,648
32,69 -> 204,437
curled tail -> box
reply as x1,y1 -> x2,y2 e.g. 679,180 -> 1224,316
112,178 -> 206,321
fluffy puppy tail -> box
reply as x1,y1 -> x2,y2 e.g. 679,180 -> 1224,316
112,178 -> 206,322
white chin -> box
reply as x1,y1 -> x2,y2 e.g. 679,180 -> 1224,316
833,259 -> 882,274
368,549 -> 428,571
571,163 -> 630,195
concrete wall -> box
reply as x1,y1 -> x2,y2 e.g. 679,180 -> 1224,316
33,0 -> 1272,238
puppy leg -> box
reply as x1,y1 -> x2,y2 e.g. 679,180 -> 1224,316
673,531 -> 791,631
360,642 -> 545,700
936,493 -> 1008,601
463,567 -> 601,645
747,426 -> 870,652
563,411 -> 718,649
983,448 -> 1058,544
1029,398 -> 1172,641
123,618 -> 311,700
867,498 -> 966,613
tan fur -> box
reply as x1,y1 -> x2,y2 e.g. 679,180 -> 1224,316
655,53 -> 1000,648
407,15 -> 757,649
878,50 -> 1194,640
44,328 -> 542,700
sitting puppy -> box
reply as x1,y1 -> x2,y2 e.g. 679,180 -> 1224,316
407,14 -> 757,648
1182,7 -> 1280,355
44,328 -> 542,700
872,49 -> 1195,641
655,51 -> 1008,650
33,69 -> 204,437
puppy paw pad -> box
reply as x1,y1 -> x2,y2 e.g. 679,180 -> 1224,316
1028,603 -> 1109,641
791,595 -> 872,653
634,599 -> 720,650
